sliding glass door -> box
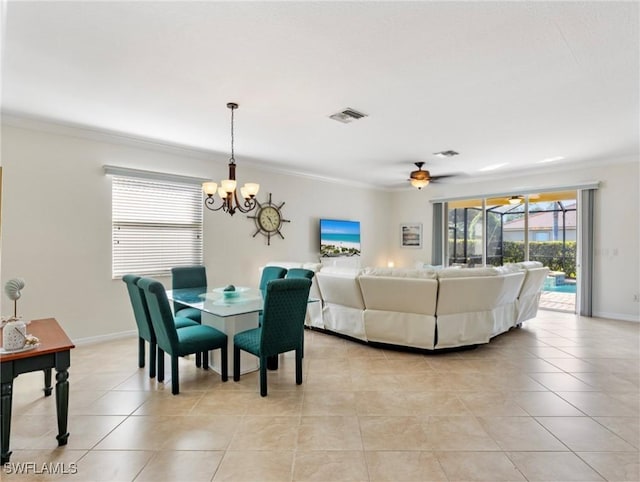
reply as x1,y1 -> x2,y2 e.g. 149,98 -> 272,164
447,199 -> 483,267
445,191 -> 578,312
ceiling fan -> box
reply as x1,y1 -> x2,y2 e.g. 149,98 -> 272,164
408,162 -> 457,189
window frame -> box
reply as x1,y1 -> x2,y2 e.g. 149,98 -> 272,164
108,168 -> 205,279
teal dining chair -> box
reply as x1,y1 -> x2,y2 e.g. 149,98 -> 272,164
122,274 -> 199,378
258,266 -> 288,328
171,266 -> 207,322
171,266 -> 207,367
138,277 -> 228,394
259,266 -> 288,297
284,268 -> 315,359
285,268 -> 315,280
233,278 -> 312,396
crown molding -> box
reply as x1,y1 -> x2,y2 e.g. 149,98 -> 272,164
2,111 -> 214,160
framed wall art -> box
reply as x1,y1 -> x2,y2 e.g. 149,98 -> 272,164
400,223 -> 422,248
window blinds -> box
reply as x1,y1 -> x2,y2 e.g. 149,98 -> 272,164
112,176 -> 203,278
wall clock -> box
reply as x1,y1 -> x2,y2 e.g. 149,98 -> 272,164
247,193 -> 290,245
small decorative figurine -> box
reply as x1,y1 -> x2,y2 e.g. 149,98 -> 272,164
4,278 -> 26,318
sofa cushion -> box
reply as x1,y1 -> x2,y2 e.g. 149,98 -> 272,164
359,275 -> 438,314
514,261 -> 544,269
303,262 -> 322,272
316,271 -> 365,309
437,267 -> 501,278
494,264 -> 524,274
361,267 -> 437,279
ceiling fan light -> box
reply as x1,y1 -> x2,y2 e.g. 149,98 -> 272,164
411,178 -> 429,190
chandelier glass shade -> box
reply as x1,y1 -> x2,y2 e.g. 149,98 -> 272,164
203,103 -> 260,215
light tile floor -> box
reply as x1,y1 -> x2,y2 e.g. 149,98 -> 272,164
3,310 -> 639,481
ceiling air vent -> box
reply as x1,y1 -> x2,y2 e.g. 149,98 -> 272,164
329,108 -> 368,124
434,150 -> 459,158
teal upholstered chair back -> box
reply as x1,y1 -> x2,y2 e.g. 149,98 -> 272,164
259,266 -> 288,297
138,277 -> 181,354
261,278 -> 312,357
171,266 -> 207,312
123,274 -> 155,342
285,268 -> 315,280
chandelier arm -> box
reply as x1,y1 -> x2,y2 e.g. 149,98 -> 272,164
204,195 -> 229,213
231,189 -> 258,214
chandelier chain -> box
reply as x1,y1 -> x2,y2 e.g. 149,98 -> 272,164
230,104 -> 235,163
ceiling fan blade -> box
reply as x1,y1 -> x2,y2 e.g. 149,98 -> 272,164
428,173 -> 460,182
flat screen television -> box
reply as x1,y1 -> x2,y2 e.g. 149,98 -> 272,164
320,219 -> 361,257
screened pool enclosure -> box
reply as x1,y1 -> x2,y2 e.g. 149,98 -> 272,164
445,191 -> 578,312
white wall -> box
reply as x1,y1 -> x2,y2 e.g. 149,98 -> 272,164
1,121 -> 392,341
389,159 -> 640,322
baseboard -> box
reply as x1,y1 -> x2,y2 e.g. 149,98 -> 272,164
73,329 -> 137,346
592,311 -> 640,323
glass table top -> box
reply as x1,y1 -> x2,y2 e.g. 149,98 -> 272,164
166,287 -> 264,317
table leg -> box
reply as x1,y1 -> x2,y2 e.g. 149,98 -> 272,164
202,312 -> 259,376
44,368 -> 53,396
1,380 -> 13,464
55,368 -> 70,446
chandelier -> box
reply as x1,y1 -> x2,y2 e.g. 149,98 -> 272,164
202,102 -> 260,215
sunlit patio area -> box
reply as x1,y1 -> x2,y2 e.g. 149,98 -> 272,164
540,290 -> 576,313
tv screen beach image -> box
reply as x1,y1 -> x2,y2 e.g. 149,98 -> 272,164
320,219 -> 361,257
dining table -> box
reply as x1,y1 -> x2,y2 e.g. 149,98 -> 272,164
167,287 -> 264,375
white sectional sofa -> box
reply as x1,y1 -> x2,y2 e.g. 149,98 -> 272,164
434,267 -> 525,348
312,262 -> 548,350
358,268 -> 438,349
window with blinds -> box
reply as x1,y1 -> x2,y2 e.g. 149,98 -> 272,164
112,176 -> 203,278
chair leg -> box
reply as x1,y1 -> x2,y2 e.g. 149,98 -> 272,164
195,352 -> 202,368
260,356 -> 268,397
138,337 -> 145,368
157,349 -> 165,382
266,355 -> 278,370
149,342 -> 157,379
220,345 -> 228,382
202,350 -> 209,370
295,349 -> 303,385
171,356 -> 179,395
233,346 -> 241,381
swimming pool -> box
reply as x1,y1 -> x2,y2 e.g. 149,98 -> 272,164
543,283 -> 576,294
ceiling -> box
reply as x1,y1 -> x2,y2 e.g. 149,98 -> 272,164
3,1 -> 638,189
